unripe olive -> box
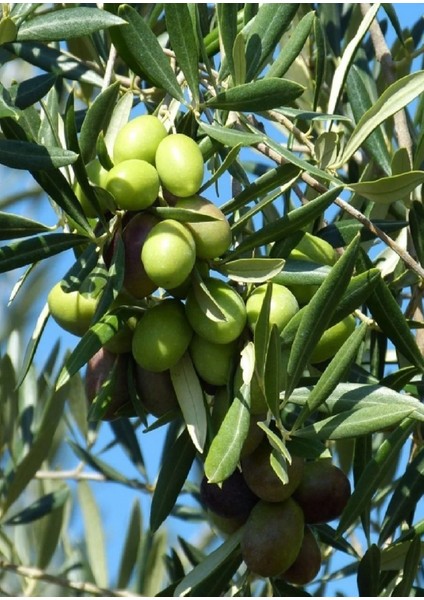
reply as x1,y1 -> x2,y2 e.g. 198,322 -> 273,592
141,219 -> 196,290
293,460 -> 351,524
185,277 -> 247,344
74,158 -> 111,217
241,439 -> 305,503
155,133 -> 204,197
105,159 -> 160,211
190,334 -> 237,386
280,526 -> 322,586
207,509 -> 246,536
200,470 -> 259,521
134,364 -> 179,417
113,114 -> 167,165
85,348 -> 132,420
47,281 -> 98,337
121,212 -> 159,298
246,283 -> 299,333
310,315 -> 356,363
241,498 -> 304,577
290,232 -> 336,265
132,299 -> 193,372
175,196 -> 232,258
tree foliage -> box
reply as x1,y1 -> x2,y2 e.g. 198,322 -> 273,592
0,3 -> 424,596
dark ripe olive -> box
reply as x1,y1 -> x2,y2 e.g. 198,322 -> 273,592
293,460 -> 351,524
241,439 -> 305,503
279,526 -> 322,585
241,498 -> 304,577
200,470 -> 259,521
85,347 -> 133,420
134,364 -> 179,417
121,212 -> 159,299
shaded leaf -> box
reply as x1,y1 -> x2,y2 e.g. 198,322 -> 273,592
150,428 -> 196,532
0,233 -> 87,274
0,139 -> 78,170
3,487 -> 69,525
11,73 -> 57,110
117,500 -> 142,589
217,4 -> 239,82
0,212 -> 51,240
206,78 -> 304,112
117,5 -> 185,103
391,535 -> 422,596
165,4 -> 199,105
357,544 -> 381,597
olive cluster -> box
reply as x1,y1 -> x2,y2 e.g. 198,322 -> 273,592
201,438 -> 351,584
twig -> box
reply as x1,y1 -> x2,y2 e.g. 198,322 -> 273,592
360,3 -> 414,162
0,559 -> 140,597
255,140 -> 424,280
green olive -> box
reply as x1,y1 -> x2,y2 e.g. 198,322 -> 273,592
155,133 -> 204,197
190,334 -> 237,386
105,159 -> 160,211
246,283 -> 299,333
74,158 -> 111,217
47,281 -> 98,337
310,315 -> 356,363
141,219 -> 196,290
132,299 -> 193,372
185,277 -> 247,344
279,526 -> 322,585
113,114 -> 167,165
290,232 -> 336,265
175,195 -> 232,258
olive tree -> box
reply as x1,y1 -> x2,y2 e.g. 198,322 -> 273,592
0,3 -> 423,596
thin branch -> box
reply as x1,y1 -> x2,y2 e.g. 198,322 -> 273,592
0,559 -> 141,597
360,3 -> 414,161
255,140 -> 424,280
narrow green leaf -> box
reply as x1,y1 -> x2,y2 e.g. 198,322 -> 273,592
294,404 -> 414,440
312,13 -> 326,111
346,66 -> 391,175
0,233 -> 87,274
379,447 -> 424,544
380,539 -> 424,572
318,219 -> 407,248
174,528 -> 243,597
4,42 -> 104,87
253,284 -> 272,382
357,544 -> 381,597
0,380 -> 69,516
243,3 -> 299,81
337,71 -> 424,167
79,81 -> 120,164
117,500 -> 142,589
150,428 -> 196,532
199,121 -> 263,148
3,488 -> 69,525
0,212 -> 51,240
229,186 -> 344,259
117,5 -> 185,103
217,4 -> 239,82
327,3 -> 380,115
266,11 -> 315,79
103,91 -> 133,156
16,303 -> 50,389
0,82 -> 20,120
204,346 -> 253,483
349,171 -> 424,205
285,235 -> 360,398
363,270 -> 424,372
392,535 -> 422,596
165,4 -> 199,105
219,258 -> 285,283
170,353 -> 207,454
17,7 -> 125,41
77,480 -> 108,588
206,78 -> 304,112
292,321 -> 368,431
10,73 -> 57,110
0,139 -> 78,170
109,418 -> 145,476
336,418 -> 415,535
409,200 -> 424,268
68,440 -> 132,485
